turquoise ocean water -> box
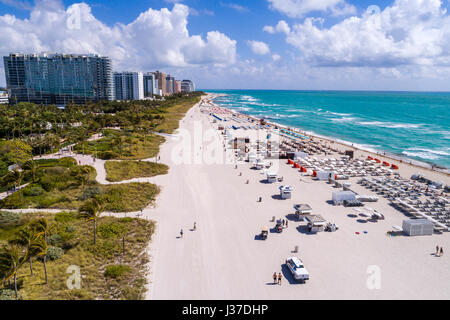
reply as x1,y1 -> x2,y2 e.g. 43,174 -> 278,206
206,90 -> 450,169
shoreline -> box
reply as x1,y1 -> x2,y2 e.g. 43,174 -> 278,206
207,92 -> 450,178
147,94 -> 450,299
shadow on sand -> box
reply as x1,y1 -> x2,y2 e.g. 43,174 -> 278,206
296,225 -> 315,235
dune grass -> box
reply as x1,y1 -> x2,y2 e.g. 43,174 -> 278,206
0,211 -> 155,300
105,161 -> 169,182
153,95 -> 201,134
74,129 -> 165,160
0,157 -> 160,212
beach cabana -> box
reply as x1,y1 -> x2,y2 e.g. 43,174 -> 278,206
252,159 -> 265,170
266,171 -> 278,183
316,171 -> 331,181
293,204 -> 312,220
305,215 -> 327,233
247,153 -> 257,163
279,185 -> 293,199
332,191 -> 356,204
402,219 -> 434,236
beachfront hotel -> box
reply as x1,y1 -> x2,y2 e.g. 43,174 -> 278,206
181,79 -> 195,93
114,71 -> 144,101
3,53 -> 114,105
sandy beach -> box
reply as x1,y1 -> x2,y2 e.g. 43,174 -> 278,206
144,93 -> 450,300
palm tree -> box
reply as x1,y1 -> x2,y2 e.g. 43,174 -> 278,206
32,218 -> 55,284
79,197 -> 106,245
11,225 -> 42,276
0,244 -> 28,299
76,166 -> 91,192
23,159 -> 39,183
9,169 -> 25,204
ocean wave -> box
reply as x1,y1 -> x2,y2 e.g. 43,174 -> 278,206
324,111 -> 352,116
240,95 -> 258,102
402,147 -> 450,160
404,147 -> 450,156
357,121 -> 422,129
330,117 -> 357,123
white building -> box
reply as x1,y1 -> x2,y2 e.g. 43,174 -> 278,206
0,91 -> 8,104
114,72 -> 144,100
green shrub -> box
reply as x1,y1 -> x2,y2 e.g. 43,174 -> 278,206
46,246 -> 64,261
0,211 -> 23,228
0,289 -> 22,300
65,225 -> 75,233
98,222 -> 126,239
23,185 -> 44,197
55,211 -> 76,223
104,265 -> 131,279
77,186 -> 103,201
47,234 -> 63,247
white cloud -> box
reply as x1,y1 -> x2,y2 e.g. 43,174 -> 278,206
220,2 -> 248,13
0,2 -> 236,75
247,40 -> 270,55
263,25 -> 275,34
282,0 -> 450,69
267,0 -> 356,18
272,54 -> 281,61
263,20 -> 290,35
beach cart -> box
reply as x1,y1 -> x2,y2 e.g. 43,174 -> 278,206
275,221 -> 283,233
260,227 -> 268,240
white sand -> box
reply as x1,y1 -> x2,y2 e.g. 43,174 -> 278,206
144,95 -> 450,300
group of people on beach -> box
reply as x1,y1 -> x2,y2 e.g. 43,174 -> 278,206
273,272 -> 283,285
179,222 -> 197,238
436,246 -> 444,257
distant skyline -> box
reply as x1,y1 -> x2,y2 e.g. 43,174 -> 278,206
2,0 -> 450,91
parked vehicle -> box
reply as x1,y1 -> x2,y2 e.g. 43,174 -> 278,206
285,257 -> 309,282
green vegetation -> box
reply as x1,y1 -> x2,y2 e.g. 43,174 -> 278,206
73,129 -> 165,160
105,160 -> 169,182
104,264 -> 131,279
0,211 -> 155,300
0,92 -> 201,299
0,158 -> 160,212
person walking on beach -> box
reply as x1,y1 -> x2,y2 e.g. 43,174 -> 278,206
278,273 -> 282,285
436,245 -> 440,256
180,229 -> 184,238
440,247 -> 444,257
193,222 -> 197,231
286,220 -> 288,228
273,272 -> 277,284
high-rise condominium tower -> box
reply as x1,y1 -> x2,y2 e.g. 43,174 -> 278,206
114,72 -> 144,101
3,53 -> 114,105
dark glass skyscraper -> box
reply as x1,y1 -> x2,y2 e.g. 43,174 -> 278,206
3,53 -> 114,105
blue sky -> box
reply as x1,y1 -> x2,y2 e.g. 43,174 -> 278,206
2,0 -> 450,90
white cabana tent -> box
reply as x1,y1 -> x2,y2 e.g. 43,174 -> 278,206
332,191 -> 356,204
266,171 -> 278,183
402,219 -> 434,236
316,171 -> 332,181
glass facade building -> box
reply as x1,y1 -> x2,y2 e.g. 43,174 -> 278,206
3,53 -> 114,105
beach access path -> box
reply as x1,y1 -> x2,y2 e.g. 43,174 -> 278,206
145,98 -> 450,299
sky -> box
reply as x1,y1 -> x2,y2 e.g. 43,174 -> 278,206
1,0 -> 450,90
